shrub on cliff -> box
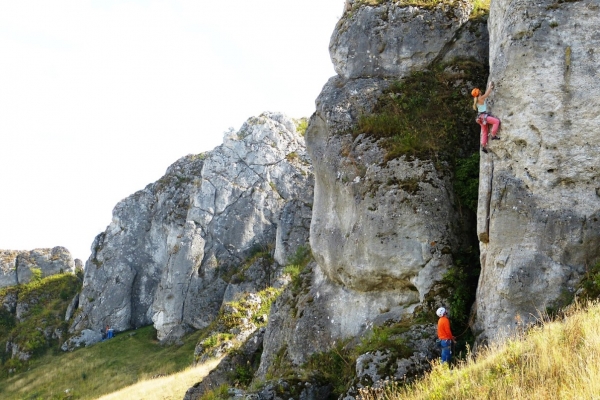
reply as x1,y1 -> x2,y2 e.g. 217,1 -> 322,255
357,60 -> 488,162
0,273 -> 82,374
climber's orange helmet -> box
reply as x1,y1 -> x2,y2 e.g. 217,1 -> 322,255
471,88 -> 481,97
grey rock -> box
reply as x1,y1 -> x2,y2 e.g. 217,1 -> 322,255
5,341 -> 31,361
474,0 -> 600,343
330,1 -> 474,79
343,324 -> 438,398
244,379 -> 332,400
61,329 -> 103,351
1,291 -> 18,314
0,247 -> 75,288
258,0 -> 486,378
65,293 -> 79,322
355,351 -> 391,386
71,112 -> 313,343
274,198 -> 313,266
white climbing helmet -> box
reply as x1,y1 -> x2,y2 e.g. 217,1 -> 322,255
436,307 -> 446,318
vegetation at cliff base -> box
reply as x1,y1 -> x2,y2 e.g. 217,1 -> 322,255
265,321 -> 414,397
358,301 -> 600,400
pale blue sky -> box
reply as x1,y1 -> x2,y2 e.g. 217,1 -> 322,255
0,1 -> 342,261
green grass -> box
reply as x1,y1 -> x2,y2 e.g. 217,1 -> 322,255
0,325 -> 204,400
357,60 -> 487,162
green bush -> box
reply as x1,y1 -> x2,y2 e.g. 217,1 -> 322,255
302,340 -> 355,396
441,248 -> 481,346
294,118 -> 309,136
453,153 -> 481,214
0,273 -> 82,373
578,262 -> 600,300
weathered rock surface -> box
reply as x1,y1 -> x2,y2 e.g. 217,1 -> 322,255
257,1 -> 486,378
71,112 -> 313,343
1,272 -> 82,361
61,329 -> 103,352
331,1 -> 474,79
0,247 -> 76,288
474,0 -> 600,343
353,325 -> 437,393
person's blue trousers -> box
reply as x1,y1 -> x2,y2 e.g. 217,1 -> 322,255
440,339 -> 452,363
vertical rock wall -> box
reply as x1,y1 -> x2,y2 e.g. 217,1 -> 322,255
70,112 -> 313,342
475,0 -> 600,342
258,0 -> 488,374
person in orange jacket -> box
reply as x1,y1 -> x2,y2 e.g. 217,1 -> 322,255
436,307 -> 455,363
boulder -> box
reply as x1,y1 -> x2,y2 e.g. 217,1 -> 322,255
61,329 -> 103,352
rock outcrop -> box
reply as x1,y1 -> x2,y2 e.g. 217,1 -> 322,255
474,0 -> 600,342
0,273 -> 81,363
257,0 -> 487,377
70,112 -> 313,343
332,0 -> 482,79
0,247 -> 76,288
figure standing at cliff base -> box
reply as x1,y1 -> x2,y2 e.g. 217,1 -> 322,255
436,307 -> 455,364
472,82 -> 501,154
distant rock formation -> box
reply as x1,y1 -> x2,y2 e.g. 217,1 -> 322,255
474,0 -> 600,343
0,247 -> 76,288
69,112 -> 313,344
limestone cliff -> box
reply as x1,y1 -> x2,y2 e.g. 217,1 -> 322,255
257,0 -> 488,379
0,247 -> 77,288
69,112 -> 313,344
474,0 -> 600,342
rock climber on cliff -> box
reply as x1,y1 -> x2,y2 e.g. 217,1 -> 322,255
472,82 -> 501,154
436,307 -> 455,364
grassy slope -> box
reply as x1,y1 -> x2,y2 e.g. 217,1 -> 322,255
358,301 -> 600,400
0,325 -> 205,400
96,358 -> 222,400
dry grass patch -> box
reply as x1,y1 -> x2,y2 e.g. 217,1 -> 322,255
96,357 -> 222,400
357,301 -> 600,400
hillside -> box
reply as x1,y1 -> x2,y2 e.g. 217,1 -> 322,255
358,301 -> 600,400
3,0 -> 600,398
0,325 -> 206,400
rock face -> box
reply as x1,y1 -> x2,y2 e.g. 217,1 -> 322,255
474,0 -> 600,342
258,1 -> 487,374
331,0 -> 474,79
0,247 -> 76,288
70,112 -> 313,342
